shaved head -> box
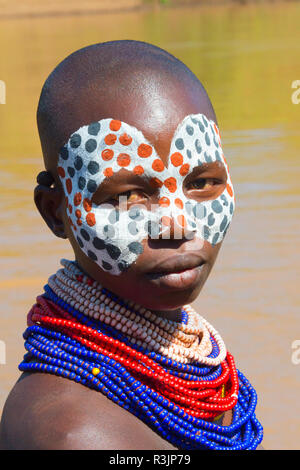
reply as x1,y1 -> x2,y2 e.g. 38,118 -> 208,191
37,40 -> 217,178
34,40 -> 228,314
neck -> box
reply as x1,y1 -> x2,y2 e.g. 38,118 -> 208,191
152,308 -> 183,322
74,259 -> 184,323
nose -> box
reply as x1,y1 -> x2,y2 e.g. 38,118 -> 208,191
161,213 -> 184,240
147,214 -> 195,241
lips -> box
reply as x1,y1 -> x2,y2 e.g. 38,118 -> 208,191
146,253 -> 206,276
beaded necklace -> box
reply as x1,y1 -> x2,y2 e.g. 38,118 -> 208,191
19,259 -> 263,450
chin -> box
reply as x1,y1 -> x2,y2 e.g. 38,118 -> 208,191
133,264 -> 209,310
129,281 -> 205,312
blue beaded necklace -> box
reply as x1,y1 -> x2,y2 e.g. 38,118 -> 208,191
19,285 -> 263,450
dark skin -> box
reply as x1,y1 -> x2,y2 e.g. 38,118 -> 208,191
0,42 -> 240,450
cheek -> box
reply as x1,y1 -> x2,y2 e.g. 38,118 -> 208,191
207,239 -> 223,263
60,197 -> 75,238
70,205 -> 160,276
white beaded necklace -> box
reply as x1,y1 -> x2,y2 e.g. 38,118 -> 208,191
47,259 -> 227,366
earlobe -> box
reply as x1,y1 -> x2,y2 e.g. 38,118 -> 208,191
34,184 -> 67,239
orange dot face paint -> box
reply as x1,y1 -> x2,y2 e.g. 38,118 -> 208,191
138,143 -> 152,158
159,197 -> 170,208
164,177 -> 177,193
83,198 -> 92,212
86,213 -> 96,227
175,198 -> 184,209
101,149 -> 114,161
57,167 -> 65,178
119,133 -> 133,146
104,134 -> 117,145
109,120 -> 121,131
170,152 -> 183,167
117,153 -> 131,167
152,159 -> 165,172
133,165 -> 144,175
58,115 -> 235,275
74,193 -> 82,206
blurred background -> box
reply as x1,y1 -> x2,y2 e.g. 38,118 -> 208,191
0,0 -> 299,450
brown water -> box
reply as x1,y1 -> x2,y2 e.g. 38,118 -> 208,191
0,2 -> 299,449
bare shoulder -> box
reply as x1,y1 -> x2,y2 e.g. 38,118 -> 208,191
0,372 -> 175,450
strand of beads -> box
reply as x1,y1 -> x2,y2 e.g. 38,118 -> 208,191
49,272 -> 206,358
53,261 -> 204,341
30,305 -> 236,412
60,259 -> 205,338
19,319 -> 263,449
40,289 -> 224,384
27,294 -> 237,417
47,259 -> 226,365
46,280 -> 224,367
18,259 -> 263,448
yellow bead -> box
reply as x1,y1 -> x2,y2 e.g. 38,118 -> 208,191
92,367 -> 100,376
213,412 -> 224,422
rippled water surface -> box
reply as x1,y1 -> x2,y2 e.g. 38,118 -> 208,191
0,2 -> 300,449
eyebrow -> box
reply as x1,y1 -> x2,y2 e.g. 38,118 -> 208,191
187,161 -> 226,174
90,170 -> 154,201
99,170 -> 151,187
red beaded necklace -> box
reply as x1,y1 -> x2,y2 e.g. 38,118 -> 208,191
28,295 -> 239,420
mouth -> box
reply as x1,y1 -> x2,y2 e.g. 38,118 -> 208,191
145,254 -> 206,290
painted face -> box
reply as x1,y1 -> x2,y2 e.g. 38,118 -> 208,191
58,114 -> 235,275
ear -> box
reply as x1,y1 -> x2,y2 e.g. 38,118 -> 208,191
34,184 -> 67,239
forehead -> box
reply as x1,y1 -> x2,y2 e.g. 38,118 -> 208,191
59,113 -> 226,198
43,69 -> 217,173
60,102 -> 217,170
109,80 -> 216,166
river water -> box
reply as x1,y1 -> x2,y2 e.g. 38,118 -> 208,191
0,2 -> 299,449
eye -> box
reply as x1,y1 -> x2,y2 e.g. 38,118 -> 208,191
187,178 -> 218,190
183,163 -> 227,201
110,189 -> 147,206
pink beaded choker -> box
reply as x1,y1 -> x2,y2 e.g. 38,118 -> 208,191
46,259 -> 227,366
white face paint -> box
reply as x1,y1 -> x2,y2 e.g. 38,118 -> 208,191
58,114 -> 235,275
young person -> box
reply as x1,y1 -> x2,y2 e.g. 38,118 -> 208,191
0,40 -> 263,450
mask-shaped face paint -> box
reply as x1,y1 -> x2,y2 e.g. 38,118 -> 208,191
58,114 -> 235,275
